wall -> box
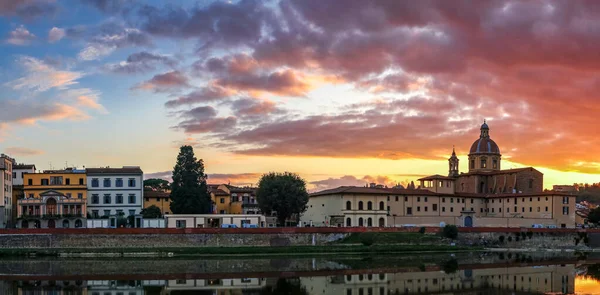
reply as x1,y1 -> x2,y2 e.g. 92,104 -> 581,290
87,174 -> 143,217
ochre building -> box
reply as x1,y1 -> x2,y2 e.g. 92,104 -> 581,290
301,122 -> 576,228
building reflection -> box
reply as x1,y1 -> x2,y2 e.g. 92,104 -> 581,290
8,264 -> 589,295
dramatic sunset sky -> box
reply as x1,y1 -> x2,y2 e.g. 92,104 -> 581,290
1,0 -> 600,191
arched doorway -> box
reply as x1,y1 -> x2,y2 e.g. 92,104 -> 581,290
367,218 -> 373,227
358,218 -> 364,227
464,216 -> 473,227
62,220 -> 70,228
48,219 -> 56,228
75,219 -> 83,228
378,218 -> 385,227
46,198 -> 57,215
346,218 -> 351,227
34,220 -> 41,229
21,220 -> 29,229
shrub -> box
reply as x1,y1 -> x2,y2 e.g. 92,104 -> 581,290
499,235 -> 505,243
443,259 -> 459,274
359,233 -> 375,246
442,225 -> 459,240
419,227 -> 426,234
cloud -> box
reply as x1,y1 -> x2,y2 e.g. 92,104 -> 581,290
165,86 -> 233,108
64,88 -> 107,113
207,173 -> 262,186
6,25 -> 36,45
104,51 -> 177,74
0,0 -> 57,19
309,175 -> 405,191
48,27 -> 65,43
82,0 -> 133,13
0,99 -> 89,127
230,98 -> 282,117
78,25 -> 152,61
8,56 -> 83,93
144,170 -> 172,181
4,147 -> 44,157
132,70 -> 189,92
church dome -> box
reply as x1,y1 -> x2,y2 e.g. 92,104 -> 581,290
469,120 -> 500,155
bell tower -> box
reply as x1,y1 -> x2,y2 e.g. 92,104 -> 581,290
448,146 -> 459,177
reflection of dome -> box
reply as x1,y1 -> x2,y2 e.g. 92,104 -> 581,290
469,120 -> 500,155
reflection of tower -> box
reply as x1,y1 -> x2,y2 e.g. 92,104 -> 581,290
448,146 -> 459,177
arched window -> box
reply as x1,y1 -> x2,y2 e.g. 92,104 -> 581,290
367,218 -> 373,227
379,201 -> 384,210
46,198 -> 57,215
367,201 -> 373,210
379,218 -> 385,227
62,220 -> 70,228
346,201 -> 352,210
358,201 -> 364,210
74,219 -> 83,228
21,220 -> 29,229
346,218 -> 351,227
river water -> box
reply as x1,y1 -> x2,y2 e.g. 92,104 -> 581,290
1,252 -> 599,294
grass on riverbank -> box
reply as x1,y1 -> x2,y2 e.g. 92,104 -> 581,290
337,232 -> 442,245
0,244 -> 477,257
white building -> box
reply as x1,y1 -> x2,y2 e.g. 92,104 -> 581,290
0,154 -> 15,228
86,167 -> 144,226
164,214 -> 267,228
12,163 -> 35,186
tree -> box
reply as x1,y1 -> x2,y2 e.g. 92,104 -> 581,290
256,172 -> 309,226
442,224 -> 459,239
141,205 -> 162,218
169,145 -> 212,214
144,178 -> 170,190
588,207 -> 600,224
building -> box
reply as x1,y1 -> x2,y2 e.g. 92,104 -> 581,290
0,154 -> 15,228
301,122 -> 577,228
18,168 -> 87,228
11,163 -> 35,226
164,214 -> 266,228
143,189 -> 171,215
86,167 -> 144,227
208,184 -> 259,214
553,185 -> 578,193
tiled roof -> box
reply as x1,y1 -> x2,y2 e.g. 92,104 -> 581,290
14,164 -> 35,170
211,189 -> 229,196
460,167 -> 540,176
418,174 -> 455,181
86,167 -> 143,174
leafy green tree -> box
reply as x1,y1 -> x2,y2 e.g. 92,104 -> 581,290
144,178 -> 170,190
259,278 -> 308,295
257,172 -> 309,226
588,207 -> 600,224
170,146 -> 212,214
442,224 -> 459,239
141,205 -> 162,218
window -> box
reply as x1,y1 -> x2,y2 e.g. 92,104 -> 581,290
470,160 -> 475,169
103,210 -> 110,217
176,220 -> 187,228
91,178 -> 99,187
537,197 -> 540,201
522,207 -> 525,212
433,204 -> 438,211
28,179 -> 32,185
156,198 -> 160,201
417,206 -> 421,212
439,181 -> 443,188
103,178 -> 111,187
404,196 -> 408,202
92,194 -> 99,204
116,194 -> 123,204
79,178 -> 84,185
471,199 -> 474,204
29,193 -> 33,198
346,201 -> 351,210
450,207 -> 454,212
450,198 -> 454,203
129,210 -> 135,216
41,179 -> 49,185
129,194 -> 136,204
442,198 -> 445,203
442,207 -> 445,212
128,178 -> 136,187
116,178 -> 123,187
424,197 -> 428,202
379,201 -> 384,210
537,207 -> 540,212
417,197 -> 421,202
103,194 -> 111,204
220,198 -> 225,204
77,193 -> 83,199
529,207 -> 532,212
92,210 -> 99,218
481,159 -> 487,168
563,206 -> 569,215
220,210 -> 226,214
514,206 -> 517,212
358,201 -> 364,210
493,159 -> 498,169
545,206 -> 548,212
529,179 -> 534,189
50,176 -> 63,185
116,209 -> 123,215
491,208 -> 494,213
395,196 -> 398,201
65,178 -> 70,185
562,197 -> 569,204
424,206 -> 428,212
407,207 -> 412,215
66,193 -> 72,198
12,172 -> 16,179
368,201 -> 373,210
507,208 -> 510,213
530,197 -> 533,202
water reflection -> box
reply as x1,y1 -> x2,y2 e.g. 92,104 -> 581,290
5,263 -> 595,295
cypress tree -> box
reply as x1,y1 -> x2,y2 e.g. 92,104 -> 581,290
169,145 -> 212,214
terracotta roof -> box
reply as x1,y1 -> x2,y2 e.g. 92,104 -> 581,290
460,191 -> 574,198
310,186 -> 453,197
225,184 -> 256,193
418,174 -> 454,181
86,167 -> 143,174
469,136 -> 500,155
460,167 -> 540,176
211,189 -> 229,196
144,191 -> 170,198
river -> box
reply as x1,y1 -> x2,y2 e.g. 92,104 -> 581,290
1,251 -> 599,294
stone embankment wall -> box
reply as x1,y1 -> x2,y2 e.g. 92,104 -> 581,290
457,232 -> 594,249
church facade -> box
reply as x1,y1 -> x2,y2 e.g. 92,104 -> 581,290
300,122 -> 576,228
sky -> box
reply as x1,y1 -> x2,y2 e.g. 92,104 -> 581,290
1,0 -> 600,191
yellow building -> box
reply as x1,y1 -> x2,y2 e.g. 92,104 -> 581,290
143,189 -> 172,215
208,184 -> 258,215
18,168 -> 87,228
